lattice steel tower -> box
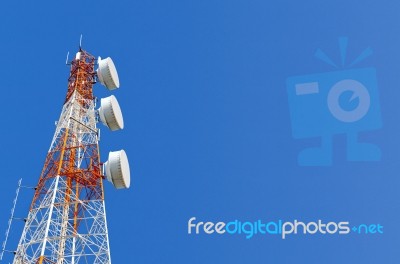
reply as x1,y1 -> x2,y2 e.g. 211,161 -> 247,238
13,47 -> 131,264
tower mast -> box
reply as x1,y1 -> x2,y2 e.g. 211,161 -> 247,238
13,47 -> 130,264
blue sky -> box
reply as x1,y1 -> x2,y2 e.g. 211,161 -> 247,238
0,0 -> 400,263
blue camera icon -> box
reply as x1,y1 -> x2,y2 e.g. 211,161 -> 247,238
287,50 -> 382,166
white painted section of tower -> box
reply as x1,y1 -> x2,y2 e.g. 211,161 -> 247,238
13,91 -> 112,264
40,176 -> 60,256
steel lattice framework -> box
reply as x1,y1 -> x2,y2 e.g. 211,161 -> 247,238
13,50 -> 112,264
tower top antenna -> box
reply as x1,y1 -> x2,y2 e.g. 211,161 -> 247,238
79,34 -> 83,50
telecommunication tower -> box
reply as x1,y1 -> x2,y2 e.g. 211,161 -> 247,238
12,46 -> 131,263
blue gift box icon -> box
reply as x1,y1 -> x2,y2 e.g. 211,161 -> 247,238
286,38 -> 382,166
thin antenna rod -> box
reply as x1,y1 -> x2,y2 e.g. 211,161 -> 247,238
0,179 -> 22,261
79,34 -> 83,49
65,51 -> 70,65
19,185 -> 36,189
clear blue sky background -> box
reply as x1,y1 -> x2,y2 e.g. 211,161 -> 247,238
0,1 -> 399,263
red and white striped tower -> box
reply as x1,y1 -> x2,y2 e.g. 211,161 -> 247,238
13,47 -> 130,264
